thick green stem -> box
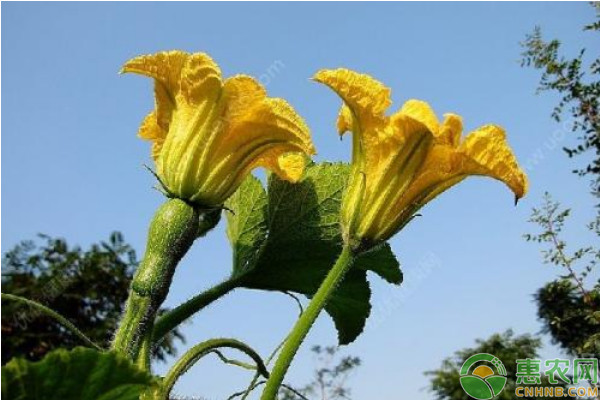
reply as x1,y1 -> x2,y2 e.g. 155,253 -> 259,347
260,246 -> 355,400
152,277 -> 240,344
112,199 -> 200,360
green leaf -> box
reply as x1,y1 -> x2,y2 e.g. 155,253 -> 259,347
225,175 -> 268,275
225,163 -> 402,344
2,347 -> 154,400
356,243 -> 403,285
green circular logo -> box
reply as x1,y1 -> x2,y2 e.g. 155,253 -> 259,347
459,353 -> 507,399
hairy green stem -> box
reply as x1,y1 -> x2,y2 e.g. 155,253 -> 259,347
136,330 -> 153,371
152,277 -> 241,344
260,245 -> 355,400
1,293 -> 102,350
112,199 -> 200,360
160,338 -> 269,400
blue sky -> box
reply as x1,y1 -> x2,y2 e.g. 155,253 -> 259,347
2,2 -> 598,399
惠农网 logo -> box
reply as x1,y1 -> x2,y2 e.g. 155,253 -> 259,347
459,353 -> 507,399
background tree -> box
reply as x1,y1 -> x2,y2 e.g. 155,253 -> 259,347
525,194 -> 599,356
1,232 -> 185,365
279,345 -> 361,400
425,330 -> 563,400
520,3 -> 600,358
536,279 -> 599,356
521,3 -> 600,192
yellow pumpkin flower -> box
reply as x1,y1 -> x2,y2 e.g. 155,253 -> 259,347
123,50 -> 315,206
314,68 -> 528,248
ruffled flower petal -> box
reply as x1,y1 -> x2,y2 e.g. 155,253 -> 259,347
315,68 -> 528,245
124,51 -> 314,206
314,69 -> 391,160
459,125 -> 528,200
313,69 -> 391,123
122,51 -> 189,130
398,100 -> 440,135
137,111 -> 166,160
439,113 -> 463,147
